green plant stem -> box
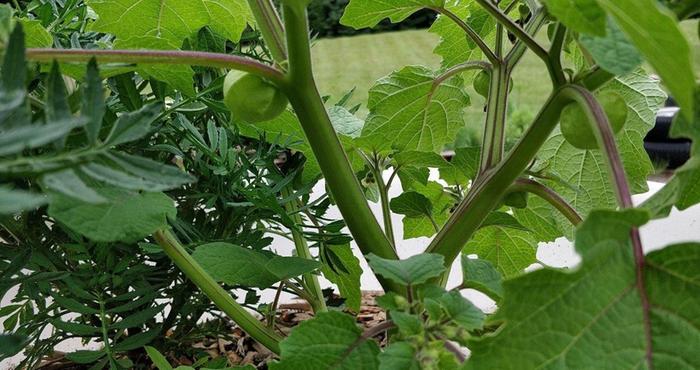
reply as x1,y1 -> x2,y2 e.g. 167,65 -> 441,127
279,2 -> 404,295
97,298 -> 116,368
25,48 -> 285,83
479,63 -> 511,173
505,9 -> 547,69
280,186 -> 327,313
426,85 -> 585,266
433,7 -> 499,64
247,0 -> 287,64
153,229 -> 282,354
435,61 -> 492,83
509,178 -> 582,225
548,23 -> 568,85
374,164 -> 396,248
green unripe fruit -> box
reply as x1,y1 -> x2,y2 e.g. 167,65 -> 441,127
223,70 -> 288,123
473,70 -> 491,98
560,91 -> 628,150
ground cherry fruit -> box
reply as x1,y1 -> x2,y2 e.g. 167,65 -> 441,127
223,70 -> 288,123
560,91 -> 628,150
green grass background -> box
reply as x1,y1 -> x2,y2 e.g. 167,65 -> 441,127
310,20 -> 700,141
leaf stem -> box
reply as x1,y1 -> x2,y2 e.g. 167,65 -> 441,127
434,61 -> 492,84
509,178 -> 582,225
281,186 -> 327,313
25,48 -> 286,83
279,2 -> 404,295
373,163 -> 396,248
433,7 -> 500,64
479,64 -> 511,173
154,229 -> 282,354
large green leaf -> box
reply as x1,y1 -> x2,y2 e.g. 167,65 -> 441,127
533,71 -> 665,238
320,244 -> 363,312
464,225 -> 537,278
0,186 -> 46,215
48,188 -> 176,242
340,0 -> 443,29
466,209 -> 700,369
541,0 -> 607,36
429,0 -> 495,67
362,66 -> 469,152
594,0 -> 695,119
269,311 -> 380,370
88,0 -> 250,44
192,242 -> 320,288
367,253 -> 445,286
578,17 -> 643,76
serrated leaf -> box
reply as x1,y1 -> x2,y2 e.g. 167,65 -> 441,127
192,242 -> 320,288
390,191 -> 433,217
51,320 -> 102,335
0,187 -> 46,214
460,255 -> 503,300
48,187 -> 176,242
541,0 -> 606,36
362,66 -> 469,152
269,311 -> 380,370
0,118 -> 85,156
429,1 -> 495,67
434,290 -> 484,330
465,225 -> 537,278
579,17 -> 642,76
594,0 -> 695,119
390,311 -> 423,336
340,0 -> 443,29
465,210 -> 700,369
367,253 -> 445,286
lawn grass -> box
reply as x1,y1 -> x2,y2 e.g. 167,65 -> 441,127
311,20 -> 700,135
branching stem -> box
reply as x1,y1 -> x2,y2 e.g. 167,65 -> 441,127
509,178 -> 582,225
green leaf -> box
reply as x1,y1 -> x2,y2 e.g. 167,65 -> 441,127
270,311 -> 379,370
42,169 -> 107,204
66,350 -> 106,364
112,327 -> 161,351
535,71 -> 665,238
0,334 -> 26,359
0,118 -> 85,156
379,342 -> 421,370
541,0 -> 607,36
52,320 -> 102,335
594,0 -> 695,119
327,105 -> 364,138
18,19 -> 52,48
110,304 -> 164,329
362,66 -> 469,152
367,253 -> 445,286
85,152 -> 195,192
460,255 -> 503,300
50,294 -> 99,314
48,188 -> 176,242
429,0 -> 495,67
481,211 -> 529,231
340,0 -> 443,29
512,196 -> 565,242
114,37 -> 195,96
401,181 -> 454,239
0,187 -> 46,214
390,191 -> 433,217
104,103 -> 161,146
464,225 -> 537,277
578,17 -> 643,76
433,290 -> 484,330
320,244 -> 363,312
145,346 -> 173,370
390,311 -> 423,337
192,242 -> 320,288
88,0 -> 250,45
466,210 -> 699,369
82,59 -> 106,144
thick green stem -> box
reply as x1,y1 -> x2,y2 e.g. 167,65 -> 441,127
509,178 -> 582,225
246,0 -> 287,64
427,86 -> 584,266
25,49 -> 285,83
479,64 -> 511,173
154,229 -> 282,354
281,186 -> 327,313
280,2 -> 404,295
